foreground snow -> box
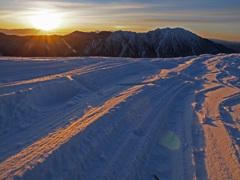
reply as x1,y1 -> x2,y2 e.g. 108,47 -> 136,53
0,54 -> 240,180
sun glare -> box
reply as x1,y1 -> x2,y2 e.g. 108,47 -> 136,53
29,12 -> 61,31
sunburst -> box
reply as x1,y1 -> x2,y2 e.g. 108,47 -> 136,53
29,12 -> 61,31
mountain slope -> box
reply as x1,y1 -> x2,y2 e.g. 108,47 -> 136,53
0,28 -> 234,57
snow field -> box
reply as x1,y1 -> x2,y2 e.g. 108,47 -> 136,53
0,54 -> 240,180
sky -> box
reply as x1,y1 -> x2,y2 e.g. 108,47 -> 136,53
0,0 -> 240,41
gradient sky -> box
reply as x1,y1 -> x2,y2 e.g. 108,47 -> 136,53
0,0 -> 239,41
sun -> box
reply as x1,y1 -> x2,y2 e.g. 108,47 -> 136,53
29,12 -> 61,31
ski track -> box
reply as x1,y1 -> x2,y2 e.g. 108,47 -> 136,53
0,54 -> 240,180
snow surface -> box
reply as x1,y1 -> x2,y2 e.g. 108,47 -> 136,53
0,54 -> 240,180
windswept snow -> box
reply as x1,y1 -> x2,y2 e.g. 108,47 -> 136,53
0,54 -> 240,180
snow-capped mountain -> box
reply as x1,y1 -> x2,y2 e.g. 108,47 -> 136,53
83,28 -> 233,58
0,28 -> 234,57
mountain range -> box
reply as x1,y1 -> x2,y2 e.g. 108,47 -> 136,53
0,28 -> 236,57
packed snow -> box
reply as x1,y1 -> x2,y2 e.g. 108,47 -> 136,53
0,54 -> 240,180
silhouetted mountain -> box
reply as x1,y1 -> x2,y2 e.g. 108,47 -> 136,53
210,39 -> 240,53
0,33 -> 73,56
0,28 -> 61,36
0,28 -> 235,57
0,28 -> 42,36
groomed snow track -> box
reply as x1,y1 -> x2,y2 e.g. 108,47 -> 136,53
0,54 -> 240,180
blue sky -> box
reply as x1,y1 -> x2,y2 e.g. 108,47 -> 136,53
0,0 -> 239,41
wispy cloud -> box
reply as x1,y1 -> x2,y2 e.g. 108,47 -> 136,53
2,1 -> 239,24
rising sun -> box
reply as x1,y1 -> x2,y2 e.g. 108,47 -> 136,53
29,12 -> 61,31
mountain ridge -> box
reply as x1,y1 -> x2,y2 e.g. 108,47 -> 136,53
0,28 -> 235,57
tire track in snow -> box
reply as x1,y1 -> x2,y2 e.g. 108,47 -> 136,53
0,56 -> 198,179
0,84 -> 145,179
21,56 -> 203,180
0,57 -> 170,179
0,85 -> 125,163
194,55 -> 240,180
0,58 -> 149,162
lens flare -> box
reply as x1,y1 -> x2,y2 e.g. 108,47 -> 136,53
159,130 -> 181,151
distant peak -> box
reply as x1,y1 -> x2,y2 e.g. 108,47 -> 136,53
153,27 -> 188,32
70,31 -> 85,35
